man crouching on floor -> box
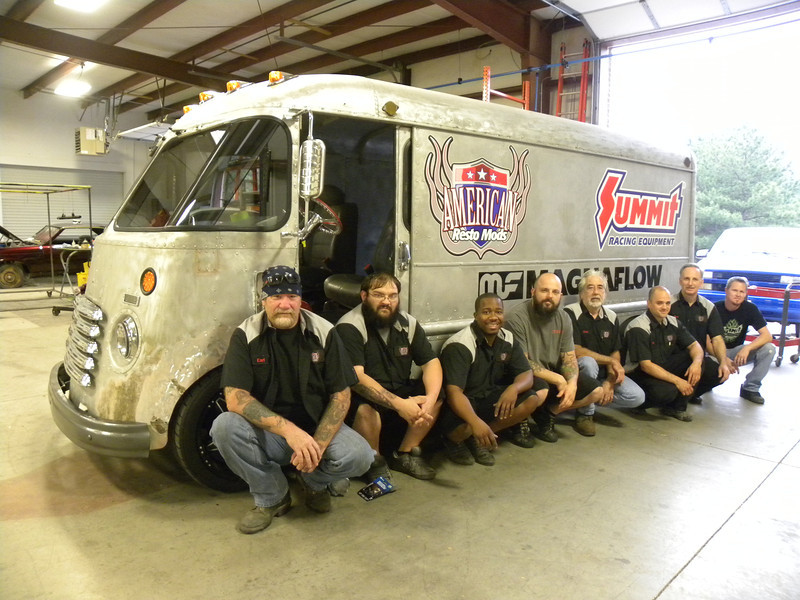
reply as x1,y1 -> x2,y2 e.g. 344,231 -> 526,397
210,265 -> 373,534
439,293 -> 548,466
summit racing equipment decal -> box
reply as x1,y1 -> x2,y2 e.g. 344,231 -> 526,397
425,136 -> 530,258
594,169 -> 684,250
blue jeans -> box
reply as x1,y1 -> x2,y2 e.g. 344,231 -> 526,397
726,343 -> 776,392
577,356 -> 646,416
210,412 -> 373,507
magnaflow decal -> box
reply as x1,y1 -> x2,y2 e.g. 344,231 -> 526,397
425,136 -> 530,258
478,264 -> 663,298
594,169 -> 684,250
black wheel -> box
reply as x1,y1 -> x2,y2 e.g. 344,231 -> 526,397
171,369 -> 247,492
0,263 -> 25,289
52,307 -> 61,316
791,354 -> 799,364
775,357 -> 782,367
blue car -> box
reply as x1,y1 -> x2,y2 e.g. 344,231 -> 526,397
698,227 -> 800,325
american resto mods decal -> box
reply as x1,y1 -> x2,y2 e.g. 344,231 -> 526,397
425,136 -> 530,258
594,169 -> 684,250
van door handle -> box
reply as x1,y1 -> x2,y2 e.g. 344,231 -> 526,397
398,241 -> 411,272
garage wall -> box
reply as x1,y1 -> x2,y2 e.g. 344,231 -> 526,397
0,88 -> 154,233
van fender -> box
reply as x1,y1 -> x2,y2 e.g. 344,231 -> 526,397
135,324 -> 233,449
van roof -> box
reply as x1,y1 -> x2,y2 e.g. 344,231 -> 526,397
172,74 -> 691,170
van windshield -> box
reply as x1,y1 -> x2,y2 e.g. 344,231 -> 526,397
115,118 -> 291,231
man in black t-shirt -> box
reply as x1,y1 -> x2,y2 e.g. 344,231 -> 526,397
439,294 -> 547,466
210,265 -> 372,535
714,276 -> 776,404
669,263 -> 730,403
336,273 -> 443,482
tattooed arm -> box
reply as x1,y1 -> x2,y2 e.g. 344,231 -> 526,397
352,366 -> 430,426
224,386 -> 322,473
313,387 -> 350,454
560,350 -> 579,383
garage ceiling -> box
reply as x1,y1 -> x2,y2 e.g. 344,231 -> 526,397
0,0 -> 796,124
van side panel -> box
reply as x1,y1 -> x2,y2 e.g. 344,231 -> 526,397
409,127 -> 694,325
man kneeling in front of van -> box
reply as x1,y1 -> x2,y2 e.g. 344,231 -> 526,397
715,276 -> 776,404
336,273 -> 443,482
210,266 -> 373,534
439,293 -> 548,466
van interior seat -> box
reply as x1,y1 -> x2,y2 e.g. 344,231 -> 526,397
322,208 -> 396,309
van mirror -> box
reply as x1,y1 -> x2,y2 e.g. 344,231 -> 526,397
299,138 -> 326,199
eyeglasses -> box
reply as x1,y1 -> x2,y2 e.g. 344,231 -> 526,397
369,291 -> 399,302
264,271 -> 300,286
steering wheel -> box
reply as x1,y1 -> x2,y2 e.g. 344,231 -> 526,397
308,197 -> 343,235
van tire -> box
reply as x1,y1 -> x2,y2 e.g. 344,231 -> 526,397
171,369 -> 247,492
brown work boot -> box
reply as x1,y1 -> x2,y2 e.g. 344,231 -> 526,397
574,414 -> 596,437
236,491 -> 292,534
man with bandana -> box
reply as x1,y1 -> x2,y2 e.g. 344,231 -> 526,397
211,265 -> 373,534
336,273 -> 443,482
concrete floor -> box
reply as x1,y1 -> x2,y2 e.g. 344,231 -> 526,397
1,301 -> 799,600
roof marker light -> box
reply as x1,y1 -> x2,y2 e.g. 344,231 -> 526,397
268,71 -> 285,84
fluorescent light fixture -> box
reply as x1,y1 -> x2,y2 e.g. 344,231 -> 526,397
54,79 -> 91,97
54,0 -> 108,13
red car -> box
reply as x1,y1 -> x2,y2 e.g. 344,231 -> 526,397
0,224 -> 104,289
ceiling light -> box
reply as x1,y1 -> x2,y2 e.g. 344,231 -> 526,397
54,0 -> 108,13
54,80 -> 91,97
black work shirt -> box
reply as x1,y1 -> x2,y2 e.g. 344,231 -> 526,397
336,305 -> 437,395
564,301 -> 621,356
440,322 -> 530,401
221,309 -> 357,433
670,293 -> 723,345
624,311 -> 697,371
714,300 -> 768,348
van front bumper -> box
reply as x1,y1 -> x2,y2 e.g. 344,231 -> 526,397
48,362 -> 151,458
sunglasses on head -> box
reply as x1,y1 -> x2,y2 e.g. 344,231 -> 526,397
263,271 -> 300,286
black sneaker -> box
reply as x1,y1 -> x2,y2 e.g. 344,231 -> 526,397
507,420 -> 536,448
660,407 -> 693,422
236,491 -> 292,534
740,386 -> 765,405
464,436 -> 495,466
688,396 -> 703,405
389,447 -> 436,480
533,410 -> 558,443
443,437 -> 474,465
365,454 -> 393,483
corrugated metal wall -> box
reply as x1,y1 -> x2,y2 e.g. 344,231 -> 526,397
0,166 -> 123,238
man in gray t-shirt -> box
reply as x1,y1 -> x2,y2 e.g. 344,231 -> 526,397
505,273 -> 603,442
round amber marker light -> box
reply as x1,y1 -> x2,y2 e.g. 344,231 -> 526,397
140,269 -> 157,295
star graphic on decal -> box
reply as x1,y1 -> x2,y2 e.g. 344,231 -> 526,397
490,173 -> 497,181
466,171 -> 474,179
477,169 -> 487,180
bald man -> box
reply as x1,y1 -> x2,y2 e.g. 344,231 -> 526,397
505,273 -> 603,442
623,286 -> 718,422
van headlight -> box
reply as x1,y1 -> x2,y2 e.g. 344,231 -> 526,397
114,316 -> 140,361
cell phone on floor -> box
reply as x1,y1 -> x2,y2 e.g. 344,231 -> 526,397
357,476 -> 395,501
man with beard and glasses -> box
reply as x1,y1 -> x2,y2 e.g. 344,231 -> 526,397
439,293 -> 547,466
336,273 -> 442,482
210,266 -> 373,534
505,273 -> 603,443
564,270 -> 645,436
623,286 -> 707,422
